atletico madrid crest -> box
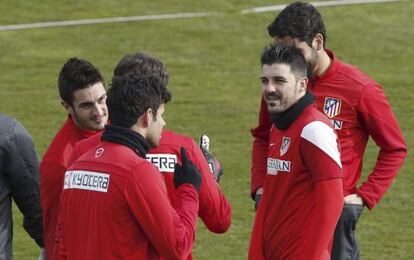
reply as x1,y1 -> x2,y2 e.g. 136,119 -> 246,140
280,137 -> 290,156
324,97 -> 342,118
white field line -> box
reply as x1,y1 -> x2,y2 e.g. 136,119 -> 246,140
0,0 -> 404,31
0,12 -> 218,31
241,0 -> 404,14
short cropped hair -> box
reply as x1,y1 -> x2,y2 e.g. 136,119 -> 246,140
113,52 -> 171,103
267,2 -> 327,48
261,43 -> 308,80
107,75 -> 168,128
58,57 -> 104,106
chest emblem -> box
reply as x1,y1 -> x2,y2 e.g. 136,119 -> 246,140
324,97 -> 342,118
280,137 -> 291,156
95,148 -> 104,158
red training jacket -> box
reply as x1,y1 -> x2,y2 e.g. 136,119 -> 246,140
55,140 -> 199,259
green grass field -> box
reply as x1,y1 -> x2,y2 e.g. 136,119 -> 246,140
1,0 -> 413,259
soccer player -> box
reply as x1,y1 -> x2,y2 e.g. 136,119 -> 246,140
55,74 -> 202,259
69,53 -> 231,250
0,113 -> 44,259
249,43 -> 343,260
39,58 -> 107,259
251,2 -> 407,259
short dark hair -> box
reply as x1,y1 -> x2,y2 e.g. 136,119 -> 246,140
58,57 -> 104,106
113,52 -> 171,103
107,75 -> 168,128
261,43 -> 308,80
267,2 -> 327,48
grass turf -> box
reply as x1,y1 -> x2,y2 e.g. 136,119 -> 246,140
1,1 -> 413,259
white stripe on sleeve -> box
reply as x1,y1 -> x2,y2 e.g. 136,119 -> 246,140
301,121 -> 342,168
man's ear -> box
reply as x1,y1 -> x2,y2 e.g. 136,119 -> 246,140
141,108 -> 153,127
312,33 -> 324,51
61,101 -> 72,114
298,77 -> 309,93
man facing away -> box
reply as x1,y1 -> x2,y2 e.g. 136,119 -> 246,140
251,2 -> 407,259
54,74 -> 202,259
69,53 -> 231,245
0,113 -> 44,259
39,58 -> 108,259
249,43 -> 343,260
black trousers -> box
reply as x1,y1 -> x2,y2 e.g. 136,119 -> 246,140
331,203 -> 364,260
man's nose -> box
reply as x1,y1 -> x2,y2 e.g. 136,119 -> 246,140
264,82 -> 276,93
93,103 -> 105,116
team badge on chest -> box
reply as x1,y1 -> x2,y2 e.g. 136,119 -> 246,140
280,137 -> 291,156
324,97 -> 342,118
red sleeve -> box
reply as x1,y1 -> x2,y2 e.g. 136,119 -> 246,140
356,84 -> 407,209
189,140 -> 231,233
299,122 -> 343,258
298,179 -> 343,259
126,163 -> 199,260
40,161 -> 66,260
250,97 -> 272,197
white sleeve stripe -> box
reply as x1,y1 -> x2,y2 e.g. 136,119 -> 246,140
301,121 -> 342,169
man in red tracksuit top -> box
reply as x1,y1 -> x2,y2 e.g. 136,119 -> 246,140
249,44 -> 343,259
55,74 -> 202,259
40,58 -> 107,259
69,53 -> 231,239
251,3 -> 407,259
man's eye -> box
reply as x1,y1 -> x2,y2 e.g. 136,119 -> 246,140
98,96 -> 107,103
79,104 -> 92,109
274,78 -> 286,83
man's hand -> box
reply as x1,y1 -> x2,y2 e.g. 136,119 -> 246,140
254,187 -> 263,211
344,193 -> 364,205
174,147 -> 202,192
199,134 -> 223,183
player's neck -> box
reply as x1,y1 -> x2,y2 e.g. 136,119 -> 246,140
315,50 -> 332,77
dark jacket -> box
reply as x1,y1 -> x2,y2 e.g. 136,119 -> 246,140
0,113 -> 43,259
